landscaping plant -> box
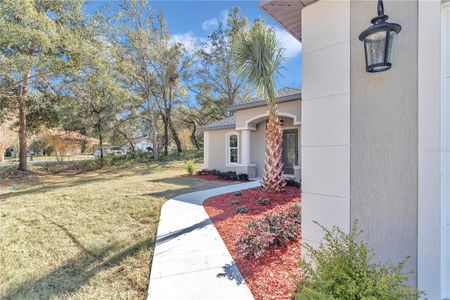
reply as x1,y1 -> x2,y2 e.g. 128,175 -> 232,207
185,160 -> 195,175
296,221 -> 423,300
234,20 -> 286,193
235,206 -> 249,214
236,212 -> 301,259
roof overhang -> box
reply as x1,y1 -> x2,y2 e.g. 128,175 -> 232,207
259,0 -> 316,41
227,92 -> 301,113
198,124 -> 235,133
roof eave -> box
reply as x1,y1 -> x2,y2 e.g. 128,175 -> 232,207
259,0 -> 307,42
227,93 -> 302,113
198,125 -> 236,133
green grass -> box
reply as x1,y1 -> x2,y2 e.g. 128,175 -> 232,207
0,161 -> 229,299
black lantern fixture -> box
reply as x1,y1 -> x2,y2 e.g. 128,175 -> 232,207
359,0 -> 401,72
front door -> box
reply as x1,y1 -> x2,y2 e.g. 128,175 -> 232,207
282,129 -> 298,175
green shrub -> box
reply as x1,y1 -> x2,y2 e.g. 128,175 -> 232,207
296,221 -> 423,300
40,160 -> 101,174
236,212 -> 300,259
185,160 -> 195,175
235,206 -> 248,214
257,197 -> 271,206
230,199 -> 240,205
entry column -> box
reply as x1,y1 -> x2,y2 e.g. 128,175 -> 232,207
241,129 -> 251,165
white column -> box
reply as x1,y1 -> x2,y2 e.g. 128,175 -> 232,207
203,131 -> 209,169
241,129 -> 251,165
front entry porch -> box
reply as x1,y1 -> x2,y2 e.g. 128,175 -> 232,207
239,114 -> 301,181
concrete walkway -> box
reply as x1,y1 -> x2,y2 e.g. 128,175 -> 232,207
148,181 -> 260,300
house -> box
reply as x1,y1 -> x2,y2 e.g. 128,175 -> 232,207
200,87 -> 301,181
259,0 -> 449,298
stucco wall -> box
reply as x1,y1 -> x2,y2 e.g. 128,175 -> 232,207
235,100 -> 301,128
350,0 -> 418,286
301,0 -> 351,249
204,128 -> 241,170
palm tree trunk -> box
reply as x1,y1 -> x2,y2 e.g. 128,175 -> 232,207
262,106 -> 286,192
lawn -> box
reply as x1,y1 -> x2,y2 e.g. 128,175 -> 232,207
0,161 -> 229,299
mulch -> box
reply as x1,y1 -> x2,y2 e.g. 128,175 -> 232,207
203,186 -> 301,300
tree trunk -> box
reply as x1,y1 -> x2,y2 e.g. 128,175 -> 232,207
118,129 -> 135,158
162,115 -> 169,156
97,123 -> 104,167
190,122 -> 200,150
18,71 -> 30,172
0,145 -> 5,162
262,107 -> 286,192
149,109 -> 159,161
169,117 -> 182,153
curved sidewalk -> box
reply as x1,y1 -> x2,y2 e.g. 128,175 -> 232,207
148,181 -> 260,300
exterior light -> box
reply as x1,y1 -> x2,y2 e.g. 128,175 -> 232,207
359,0 -> 401,73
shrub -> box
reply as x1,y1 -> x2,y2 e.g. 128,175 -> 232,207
196,169 -> 249,181
288,203 -> 301,222
257,197 -> 271,206
296,221 -> 423,300
235,206 -> 248,214
218,171 -> 239,181
236,212 -> 301,259
230,199 -> 240,205
185,160 -> 195,175
285,178 -> 301,189
234,191 -> 243,196
40,160 -> 101,174
238,173 -> 249,181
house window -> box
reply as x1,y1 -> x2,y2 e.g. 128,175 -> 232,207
228,133 -> 238,164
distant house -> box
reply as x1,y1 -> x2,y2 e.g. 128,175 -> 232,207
199,87 -> 301,181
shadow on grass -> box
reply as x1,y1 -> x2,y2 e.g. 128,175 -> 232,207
0,163 -> 182,202
5,237 -> 153,299
142,176 -> 230,200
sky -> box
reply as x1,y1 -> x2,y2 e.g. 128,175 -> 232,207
85,0 -> 302,89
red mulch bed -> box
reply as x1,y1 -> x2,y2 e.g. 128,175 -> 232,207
203,186 -> 301,300
180,174 -> 251,183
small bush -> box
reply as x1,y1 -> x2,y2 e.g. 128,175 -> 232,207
235,206 -> 248,214
238,173 -> 249,181
236,212 -> 301,259
296,221 -> 423,300
185,160 -> 195,175
218,171 -> 239,181
285,179 -> 301,189
288,203 -> 301,223
196,169 -> 249,181
40,160 -> 101,174
257,197 -> 271,206
230,199 -> 240,205
234,191 -> 243,196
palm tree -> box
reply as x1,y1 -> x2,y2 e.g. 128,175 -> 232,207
233,20 -> 286,192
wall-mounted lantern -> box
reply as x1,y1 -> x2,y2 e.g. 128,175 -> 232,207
359,0 -> 401,73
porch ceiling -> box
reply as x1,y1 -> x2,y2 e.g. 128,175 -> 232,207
259,0 -> 316,41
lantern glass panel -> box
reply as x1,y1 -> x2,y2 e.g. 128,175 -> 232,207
386,31 -> 397,63
364,30 -> 397,71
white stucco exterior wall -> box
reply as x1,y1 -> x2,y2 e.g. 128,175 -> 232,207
301,0 -> 351,248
